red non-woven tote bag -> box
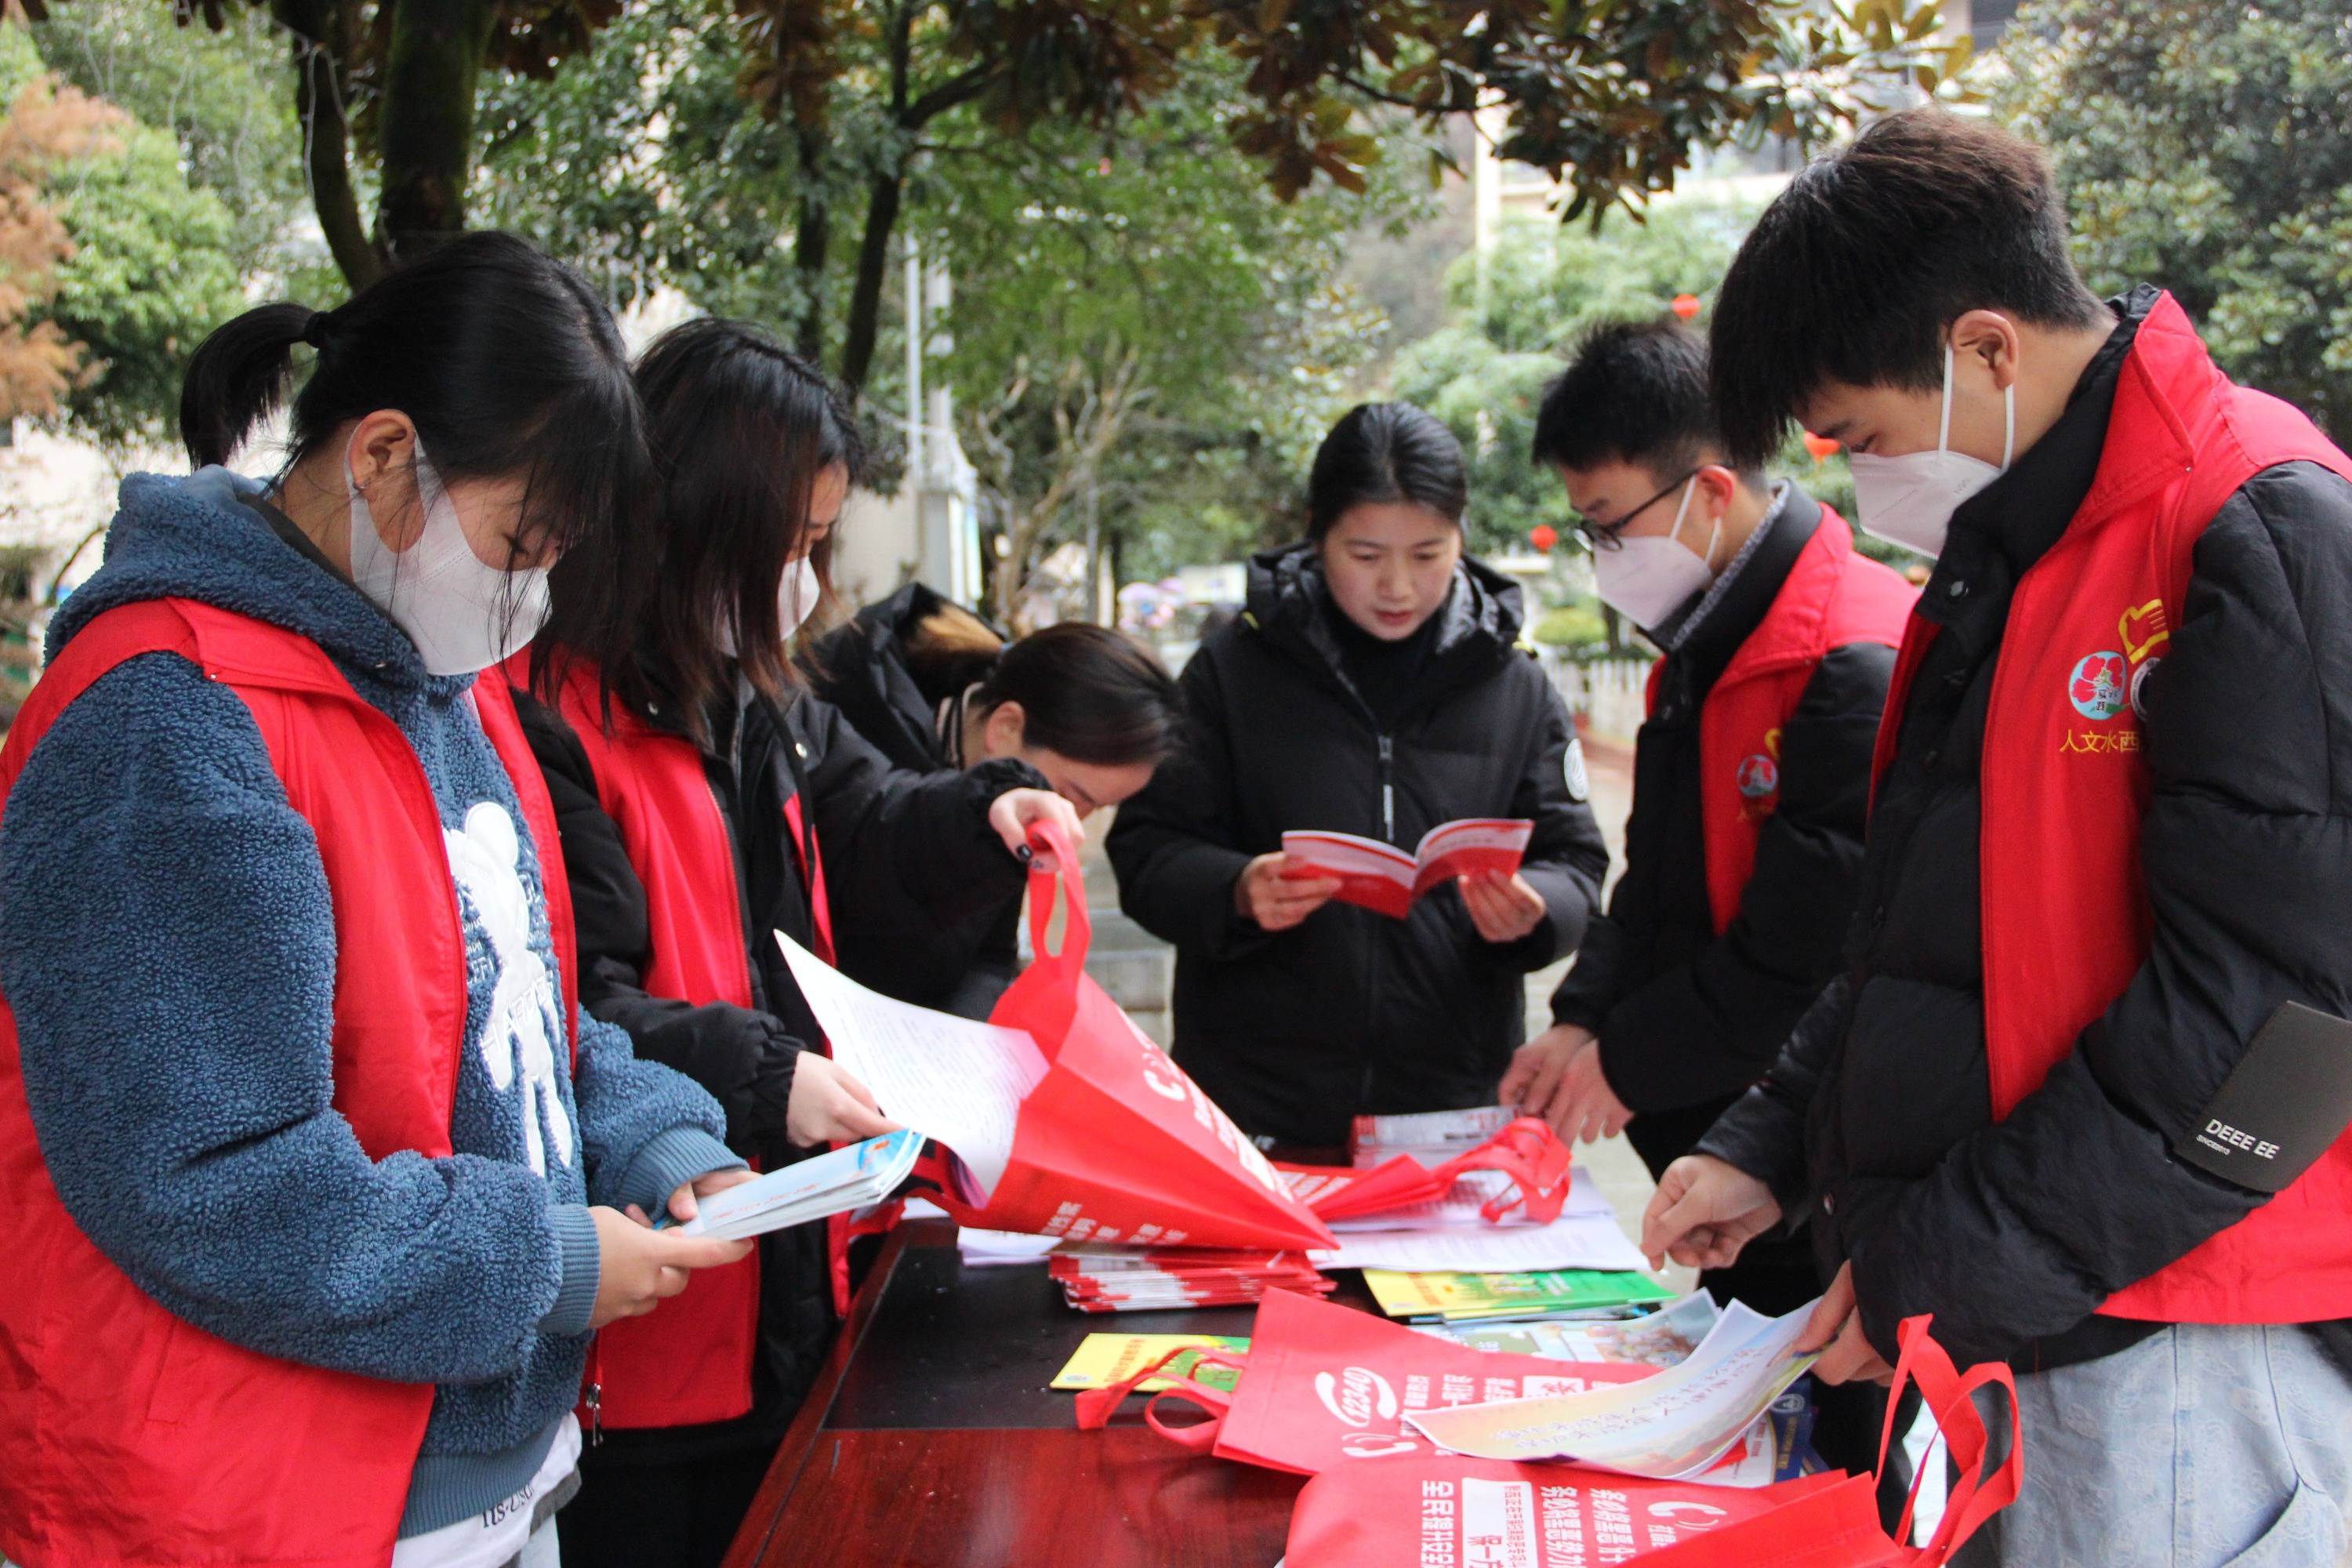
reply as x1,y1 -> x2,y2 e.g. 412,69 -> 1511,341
1628,1316 -> 2023,1567
1280,1316 -> 2021,1567
1283,1116 -> 1577,1225
923,823 -> 1337,1252
1074,1284 -> 1653,1474
1285,1455 -> 1852,1566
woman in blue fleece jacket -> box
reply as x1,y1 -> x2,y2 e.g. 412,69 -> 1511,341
0,234 -> 753,1568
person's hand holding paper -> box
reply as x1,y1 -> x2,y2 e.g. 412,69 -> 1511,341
1791,1261 -> 1893,1385
786,1053 -> 901,1147
777,929 -> 1046,1203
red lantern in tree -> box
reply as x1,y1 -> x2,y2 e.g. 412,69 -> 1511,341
1529,524 -> 1559,554
1801,431 -> 1841,461
1670,293 -> 1702,321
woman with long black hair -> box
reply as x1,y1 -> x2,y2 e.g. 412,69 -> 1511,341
0,234 -> 753,1568
1109,401 -> 1610,1146
517,318 -> 1080,1568
804,586 -> 1183,1014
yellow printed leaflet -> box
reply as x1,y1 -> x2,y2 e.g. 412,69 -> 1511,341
1049,1333 -> 1248,1394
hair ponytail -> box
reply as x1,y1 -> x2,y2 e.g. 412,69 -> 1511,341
172,234 -> 648,707
903,602 -> 1007,706
178,301 -> 317,470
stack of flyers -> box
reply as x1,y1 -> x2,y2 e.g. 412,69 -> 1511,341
666,1129 -> 923,1241
1414,1291 -> 1722,1367
1362,1266 -> 1675,1323
1349,1105 -> 1519,1168
1047,1246 -> 1335,1313
1048,1333 -> 1249,1393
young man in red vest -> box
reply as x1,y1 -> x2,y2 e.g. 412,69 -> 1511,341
1501,320 -> 1914,1486
1643,108 -> 2352,1563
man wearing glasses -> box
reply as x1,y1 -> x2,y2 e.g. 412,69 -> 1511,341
1498,318 -> 1914,1485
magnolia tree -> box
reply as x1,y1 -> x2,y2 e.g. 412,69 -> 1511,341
58,0 -> 1961,390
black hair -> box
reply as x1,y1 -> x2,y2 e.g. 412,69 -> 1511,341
1305,402 -> 1468,539
1531,319 -> 1764,489
970,622 -> 1181,768
1709,107 -> 2111,467
179,234 -> 647,641
542,317 -> 865,736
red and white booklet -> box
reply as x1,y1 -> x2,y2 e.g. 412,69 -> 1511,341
1281,818 -> 1534,920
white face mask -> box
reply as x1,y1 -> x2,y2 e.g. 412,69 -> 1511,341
1847,344 -> 2016,560
1591,477 -> 1719,631
346,434 -> 550,676
777,555 -> 822,637
716,555 -> 823,659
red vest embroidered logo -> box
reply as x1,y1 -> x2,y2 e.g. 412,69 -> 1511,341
2067,652 -> 2129,720
1671,506 -> 1915,933
1734,730 -> 1781,815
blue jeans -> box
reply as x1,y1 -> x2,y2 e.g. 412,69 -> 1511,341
1955,1323 -> 2351,1567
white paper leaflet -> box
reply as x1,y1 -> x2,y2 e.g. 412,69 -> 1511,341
1311,1210 -> 1649,1275
1403,1300 -> 1821,1479
777,930 -> 1047,1202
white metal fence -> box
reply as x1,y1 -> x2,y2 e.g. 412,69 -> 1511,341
1539,652 -> 1651,746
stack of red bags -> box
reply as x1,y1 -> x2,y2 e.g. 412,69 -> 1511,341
1047,1245 -> 1336,1313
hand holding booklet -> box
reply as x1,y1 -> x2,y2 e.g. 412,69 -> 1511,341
1281,818 -> 1533,920
667,1128 -> 924,1242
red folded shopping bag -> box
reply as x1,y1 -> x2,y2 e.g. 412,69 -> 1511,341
1284,1118 -> 1577,1226
1073,1285 -> 1652,1474
1285,1454 -> 1850,1566
921,823 -> 1336,1252
1627,1315 -> 2023,1567
1282,1315 -> 2021,1566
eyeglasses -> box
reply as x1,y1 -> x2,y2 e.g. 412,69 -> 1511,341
1571,469 -> 1699,553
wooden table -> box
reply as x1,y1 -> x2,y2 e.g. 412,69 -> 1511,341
722,1220 -> 1319,1567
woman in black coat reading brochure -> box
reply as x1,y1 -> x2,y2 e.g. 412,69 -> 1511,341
1108,402 -> 1610,1146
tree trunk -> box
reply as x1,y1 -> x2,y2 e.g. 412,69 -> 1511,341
835,168 -> 902,394
376,0 -> 498,262
791,124 -> 829,361
273,0 -> 380,292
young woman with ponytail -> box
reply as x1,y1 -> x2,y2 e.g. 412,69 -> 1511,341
0,233 -> 757,1568
803,586 -> 1184,1014
514,317 -> 1083,1568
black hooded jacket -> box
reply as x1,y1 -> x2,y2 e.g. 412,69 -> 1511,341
517,673 -> 1039,1458
800,583 -> 1025,1016
1107,544 -> 1609,1145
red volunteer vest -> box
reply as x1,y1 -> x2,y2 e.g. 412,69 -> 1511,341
534,659 -> 846,1434
0,598 -> 576,1568
1646,506 -> 1915,932
1873,293 -> 2352,1323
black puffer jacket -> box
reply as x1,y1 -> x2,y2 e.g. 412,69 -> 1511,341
1550,488 -> 1895,1184
519,675 -> 1039,1459
1698,287 -> 2352,1374
1108,545 -> 1609,1145
799,583 -> 1023,1016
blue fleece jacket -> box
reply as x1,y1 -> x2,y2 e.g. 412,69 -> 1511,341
0,470 -> 740,1537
